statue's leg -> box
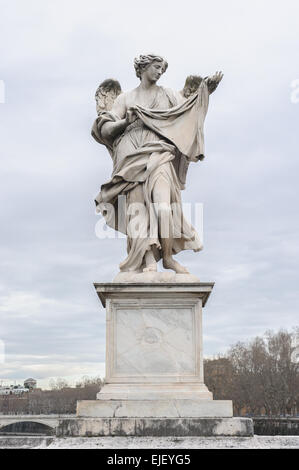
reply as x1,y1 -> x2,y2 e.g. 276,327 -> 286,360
152,175 -> 189,274
120,184 -> 158,273
143,249 -> 157,272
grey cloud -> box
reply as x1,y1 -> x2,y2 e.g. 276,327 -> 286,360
0,0 -> 298,385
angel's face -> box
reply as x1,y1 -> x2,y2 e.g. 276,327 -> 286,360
141,61 -> 164,83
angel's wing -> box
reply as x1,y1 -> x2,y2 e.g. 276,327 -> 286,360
181,72 -> 223,98
95,78 -> 122,115
181,75 -> 204,98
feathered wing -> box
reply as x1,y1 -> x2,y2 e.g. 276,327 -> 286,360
204,76 -> 219,95
181,72 -> 223,98
95,78 -> 122,115
181,75 -> 204,98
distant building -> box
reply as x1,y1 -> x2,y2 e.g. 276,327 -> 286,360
0,378 -> 37,396
24,378 -> 37,390
0,384 -> 29,396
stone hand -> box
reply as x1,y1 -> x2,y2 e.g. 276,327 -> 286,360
205,71 -> 224,94
126,107 -> 138,125
208,71 -> 224,84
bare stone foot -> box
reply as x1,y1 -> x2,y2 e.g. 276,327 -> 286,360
163,257 -> 189,274
143,263 -> 157,272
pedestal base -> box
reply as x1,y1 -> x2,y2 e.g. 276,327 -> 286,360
83,281 -> 248,437
56,417 -> 253,437
97,383 -> 212,400
77,399 -> 233,418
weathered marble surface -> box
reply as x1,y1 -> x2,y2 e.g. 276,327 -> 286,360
57,417 -> 253,437
96,383 -> 212,401
92,54 -> 223,275
94,282 -> 214,308
113,272 -> 201,283
77,399 -> 233,418
95,283 -> 214,401
77,281 -> 236,426
115,305 -> 195,376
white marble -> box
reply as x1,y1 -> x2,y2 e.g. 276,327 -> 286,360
82,282 -> 236,422
103,295 -> 202,390
94,282 -> 214,308
77,399 -> 233,418
96,383 -> 212,401
115,306 -> 195,376
95,282 -> 215,402
113,272 -> 201,283
92,54 -> 223,275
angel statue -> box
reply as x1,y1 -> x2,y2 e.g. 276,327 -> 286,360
91,54 -> 223,275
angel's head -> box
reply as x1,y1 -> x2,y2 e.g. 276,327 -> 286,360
182,75 -> 203,98
134,54 -> 168,82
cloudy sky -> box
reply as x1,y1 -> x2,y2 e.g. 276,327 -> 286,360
0,0 -> 298,388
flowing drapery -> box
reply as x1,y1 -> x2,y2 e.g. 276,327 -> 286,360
91,82 -> 209,272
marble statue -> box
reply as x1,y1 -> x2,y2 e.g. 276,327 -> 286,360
92,54 -> 223,275
74,64 -> 249,435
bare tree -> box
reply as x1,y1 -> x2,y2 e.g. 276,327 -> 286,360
49,378 -> 69,390
204,328 -> 298,416
226,328 -> 299,416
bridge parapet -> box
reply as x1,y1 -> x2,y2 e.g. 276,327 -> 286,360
0,415 -> 75,429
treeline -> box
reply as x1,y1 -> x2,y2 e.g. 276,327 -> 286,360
0,329 -> 298,416
204,328 -> 298,416
0,376 -> 103,415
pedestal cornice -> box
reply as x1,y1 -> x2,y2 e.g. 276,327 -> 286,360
94,282 -> 215,308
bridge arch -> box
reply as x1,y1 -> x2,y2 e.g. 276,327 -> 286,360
0,420 -> 55,435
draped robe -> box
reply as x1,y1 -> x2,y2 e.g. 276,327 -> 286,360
91,81 -> 209,272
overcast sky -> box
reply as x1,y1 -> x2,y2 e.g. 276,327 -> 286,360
0,0 -> 298,388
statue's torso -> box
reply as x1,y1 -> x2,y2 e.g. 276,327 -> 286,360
123,86 -> 181,111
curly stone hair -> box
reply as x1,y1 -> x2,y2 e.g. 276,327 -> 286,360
134,54 -> 168,80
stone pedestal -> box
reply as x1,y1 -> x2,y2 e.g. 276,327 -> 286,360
77,281 -> 227,415
71,278 -> 253,436
94,281 -> 216,403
